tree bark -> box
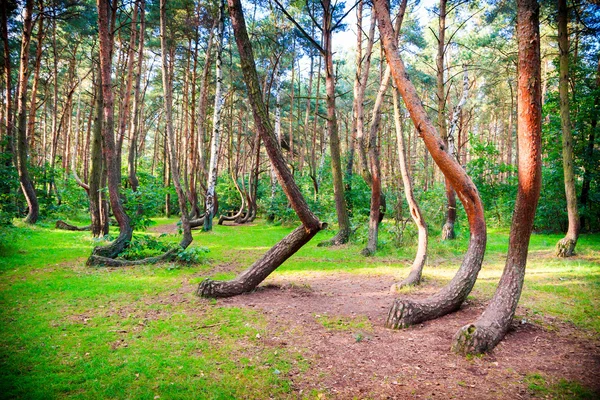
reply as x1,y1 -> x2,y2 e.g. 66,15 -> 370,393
198,0 -> 325,298
16,0 -> 39,224
27,4 -> 44,153
373,0 -> 487,329
579,55 -> 599,231
452,0 -> 542,354
318,0 -> 351,246
555,0 -> 579,257
437,0 -> 457,241
1,0 -> 13,157
128,0 -> 145,193
390,88 -> 428,289
361,0 -> 406,256
89,69 -> 105,237
89,0 -> 134,262
204,0 -> 225,232
159,0 -> 192,249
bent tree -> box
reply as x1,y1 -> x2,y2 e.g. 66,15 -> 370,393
373,0 -> 487,329
390,88 -> 428,289
197,0 -> 326,298
452,0 -> 542,354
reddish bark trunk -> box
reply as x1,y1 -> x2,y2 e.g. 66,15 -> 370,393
89,0 -> 133,262
452,0 -> 542,354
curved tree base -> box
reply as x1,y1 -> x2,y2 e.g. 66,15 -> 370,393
56,220 -> 91,231
451,322 -> 502,355
555,237 -> 576,257
361,247 -> 375,257
390,269 -> 423,292
197,224 -> 323,298
317,228 -> 350,247
87,248 -> 179,267
385,289 -> 466,329
189,216 -> 205,229
90,227 -> 134,259
441,222 -> 456,240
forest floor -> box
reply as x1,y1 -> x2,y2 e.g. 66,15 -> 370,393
1,218 -> 599,399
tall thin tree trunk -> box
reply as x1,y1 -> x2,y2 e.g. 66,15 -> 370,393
555,0 -> 579,257
89,69 -> 105,237
204,0 -> 225,232
159,0 -> 192,248
361,0 -> 406,256
579,55 -> 599,231
373,0 -> 486,329
452,0 -> 542,354
437,0 -> 456,240
89,0 -> 134,263
1,0 -> 13,157
27,4 -> 44,154
128,0 -> 145,193
318,0 -> 351,246
16,0 -> 39,224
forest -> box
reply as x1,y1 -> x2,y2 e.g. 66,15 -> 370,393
1,0 -> 599,397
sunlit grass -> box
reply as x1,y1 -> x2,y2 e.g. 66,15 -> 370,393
0,219 -> 598,398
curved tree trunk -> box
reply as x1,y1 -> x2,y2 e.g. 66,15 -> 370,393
390,88 -> 428,289
89,0 -> 133,262
16,0 -> 39,224
204,0 -> 225,232
198,0 -> 325,298
555,0 -> 579,257
373,0 -> 486,329
452,0 -> 542,354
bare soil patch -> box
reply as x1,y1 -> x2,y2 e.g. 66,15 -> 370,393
214,272 -> 600,399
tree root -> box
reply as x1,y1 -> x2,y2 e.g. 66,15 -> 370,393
55,220 -> 91,231
361,247 -> 375,257
197,224 -> 322,298
390,270 -> 422,292
441,222 -> 455,240
451,323 -> 499,355
317,228 -> 350,247
555,237 -> 576,257
87,248 -> 179,267
189,216 -> 205,229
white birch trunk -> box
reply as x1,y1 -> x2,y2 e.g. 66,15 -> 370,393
447,65 -> 469,161
204,0 -> 226,231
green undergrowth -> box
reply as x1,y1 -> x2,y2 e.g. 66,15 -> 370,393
0,219 -> 599,398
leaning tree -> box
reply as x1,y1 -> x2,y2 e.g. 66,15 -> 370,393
197,0 -> 327,298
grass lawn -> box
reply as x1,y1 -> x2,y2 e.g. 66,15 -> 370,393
1,219 -> 598,398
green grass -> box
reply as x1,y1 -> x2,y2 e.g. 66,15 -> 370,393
314,313 -> 373,333
524,373 -> 597,399
0,219 -> 599,398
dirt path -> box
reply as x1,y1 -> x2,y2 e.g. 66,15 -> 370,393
212,272 -> 600,399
